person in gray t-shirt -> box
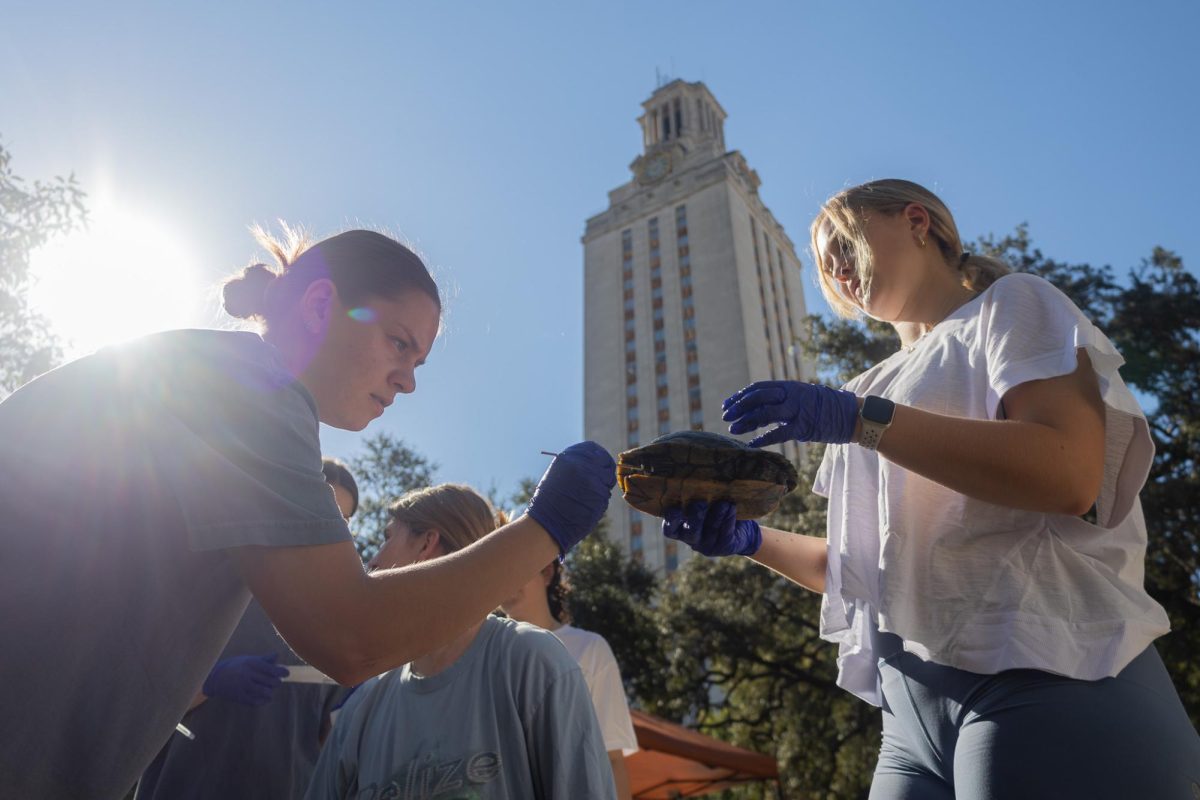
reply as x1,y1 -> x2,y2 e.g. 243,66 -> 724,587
307,484 -> 616,800
135,460 -> 359,800
0,228 -> 617,800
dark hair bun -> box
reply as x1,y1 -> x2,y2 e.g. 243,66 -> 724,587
222,263 -> 278,320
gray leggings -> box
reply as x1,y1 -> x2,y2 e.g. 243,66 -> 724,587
869,633 -> 1200,799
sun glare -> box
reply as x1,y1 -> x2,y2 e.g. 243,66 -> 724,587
29,205 -> 204,359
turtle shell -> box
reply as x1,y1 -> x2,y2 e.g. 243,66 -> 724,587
617,431 -> 799,520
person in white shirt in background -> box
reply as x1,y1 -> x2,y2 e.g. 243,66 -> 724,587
662,179 -> 1200,799
503,559 -> 638,800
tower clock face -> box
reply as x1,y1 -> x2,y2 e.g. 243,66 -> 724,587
641,153 -> 671,183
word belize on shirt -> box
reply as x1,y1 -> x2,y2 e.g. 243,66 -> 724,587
360,750 -> 503,800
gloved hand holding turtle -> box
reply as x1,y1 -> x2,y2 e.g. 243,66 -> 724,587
722,380 -> 859,447
662,500 -> 762,557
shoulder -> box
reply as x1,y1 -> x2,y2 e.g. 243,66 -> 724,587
486,617 -> 579,675
130,329 -> 295,388
555,625 -> 617,663
977,272 -> 1078,314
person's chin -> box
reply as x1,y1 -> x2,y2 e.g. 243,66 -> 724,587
324,410 -> 373,432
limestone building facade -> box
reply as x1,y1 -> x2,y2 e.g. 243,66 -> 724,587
583,80 -> 811,572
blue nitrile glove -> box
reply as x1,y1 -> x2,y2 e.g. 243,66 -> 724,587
662,500 -> 762,557
202,653 -> 290,707
527,441 -> 617,556
722,380 -> 859,447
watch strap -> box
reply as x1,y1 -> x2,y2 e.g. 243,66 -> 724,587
858,396 -> 895,451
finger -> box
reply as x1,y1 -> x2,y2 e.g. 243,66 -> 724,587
721,385 -> 753,412
698,501 -> 737,554
722,386 -> 788,424
661,507 -> 686,540
250,672 -> 284,689
721,381 -> 782,412
251,658 -> 290,679
727,404 -> 786,435
748,424 -> 795,448
565,441 -> 615,470
682,501 -> 709,538
667,502 -> 706,549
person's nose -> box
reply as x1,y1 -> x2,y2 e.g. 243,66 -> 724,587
391,364 -> 416,395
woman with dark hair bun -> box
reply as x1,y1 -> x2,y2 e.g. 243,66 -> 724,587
0,224 -> 616,800
502,559 -> 639,800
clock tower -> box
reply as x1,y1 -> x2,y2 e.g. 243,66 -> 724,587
630,81 -> 728,187
583,80 -> 811,572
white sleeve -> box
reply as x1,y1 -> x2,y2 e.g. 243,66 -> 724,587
979,273 -> 1154,527
584,638 -> 640,755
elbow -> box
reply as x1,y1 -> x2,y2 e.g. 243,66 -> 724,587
1057,476 -> 1102,518
1065,494 -> 1099,520
304,641 -> 388,687
319,654 -> 374,688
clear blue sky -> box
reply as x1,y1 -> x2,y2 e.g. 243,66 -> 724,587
5,0 -> 1198,501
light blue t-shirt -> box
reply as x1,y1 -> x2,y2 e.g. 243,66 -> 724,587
306,615 -> 617,800
0,330 -> 351,800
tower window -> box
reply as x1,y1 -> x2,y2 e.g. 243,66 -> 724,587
662,104 -> 671,139
697,98 -> 705,131
674,97 -> 682,135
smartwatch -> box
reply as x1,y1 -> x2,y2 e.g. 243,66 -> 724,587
858,395 -> 895,451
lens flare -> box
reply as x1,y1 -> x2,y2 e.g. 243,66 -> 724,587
29,204 -> 202,358
347,307 -> 376,323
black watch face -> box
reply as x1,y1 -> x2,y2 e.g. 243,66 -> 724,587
861,395 -> 894,424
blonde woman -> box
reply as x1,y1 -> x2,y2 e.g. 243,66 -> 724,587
307,484 -> 616,800
0,227 -> 614,800
502,560 -> 638,800
663,180 -> 1200,798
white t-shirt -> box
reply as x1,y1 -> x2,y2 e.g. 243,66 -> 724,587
815,273 -> 1169,706
552,625 -> 640,755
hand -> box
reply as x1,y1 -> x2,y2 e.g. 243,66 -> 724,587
202,653 -> 290,707
722,380 -> 859,447
527,441 -> 616,556
662,501 -> 762,557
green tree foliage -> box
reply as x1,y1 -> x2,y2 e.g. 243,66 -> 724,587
566,531 -> 670,711
347,432 -> 437,559
0,139 -> 87,395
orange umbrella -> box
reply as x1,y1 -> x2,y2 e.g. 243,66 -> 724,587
626,710 -> 781,799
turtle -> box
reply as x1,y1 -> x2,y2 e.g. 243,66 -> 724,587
617,430 -> 799,520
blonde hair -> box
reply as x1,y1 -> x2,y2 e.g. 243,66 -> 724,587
388,483 -> 507,555
810,179 -> 1010,318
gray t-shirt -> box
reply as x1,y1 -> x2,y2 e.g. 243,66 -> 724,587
135,599 -> 346,800
0,330 -> 351,800
306,615 -> 617,800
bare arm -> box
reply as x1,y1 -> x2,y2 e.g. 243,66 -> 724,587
607,751 -> 633,800
867,350 -> 1106,516
748,526 -> 827,594
229,514 -> 560,686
